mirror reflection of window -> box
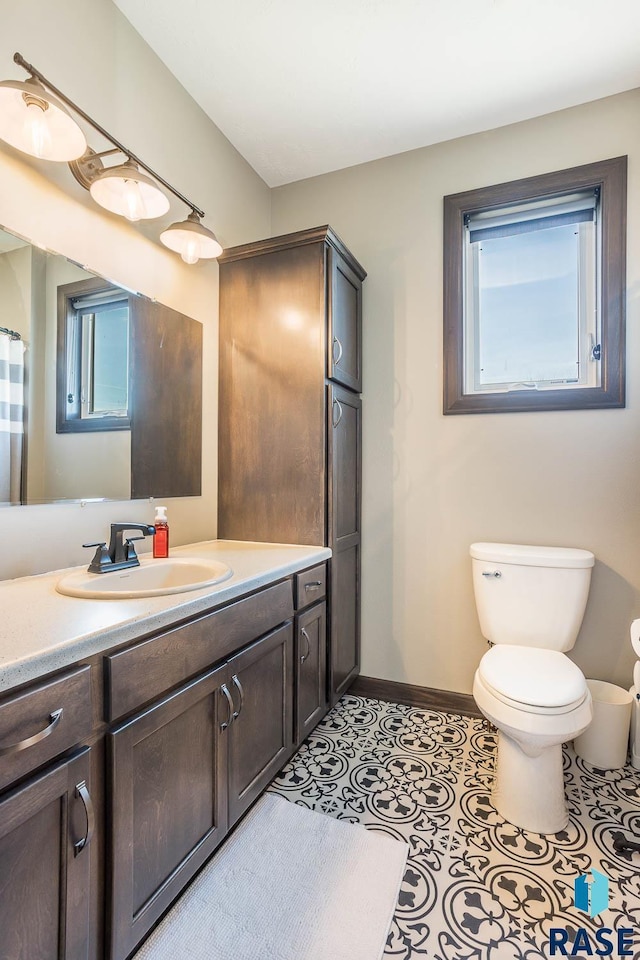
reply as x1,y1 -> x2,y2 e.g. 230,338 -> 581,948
58,281 -> 131,433
70,294 -> 129,419
89,302 -> 129,415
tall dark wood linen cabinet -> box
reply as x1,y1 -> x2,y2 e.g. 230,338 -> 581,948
218,226 -> 366,704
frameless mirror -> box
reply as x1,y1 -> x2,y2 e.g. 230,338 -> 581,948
0,225 -> 202,506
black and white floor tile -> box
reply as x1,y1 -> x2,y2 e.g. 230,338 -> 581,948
268,695 -> 640,959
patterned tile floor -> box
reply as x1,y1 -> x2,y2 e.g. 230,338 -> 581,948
268,695 -> 640,959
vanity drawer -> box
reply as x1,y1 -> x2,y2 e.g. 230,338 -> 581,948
295,564 -> 327,610
0,666 -> 92,792
106,578 -> 294,721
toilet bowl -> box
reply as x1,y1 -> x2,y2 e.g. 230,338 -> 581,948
473,646 -> 592,833
470,542 -> 595,835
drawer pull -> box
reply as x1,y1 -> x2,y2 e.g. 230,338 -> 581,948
74,781 -> 95,856
300,627 -> 311,664
231,675 -> 244,720
220,684 -> 234,731
0,708 -> 63,757
304,581 -> 322,590
332,336 -> 343,366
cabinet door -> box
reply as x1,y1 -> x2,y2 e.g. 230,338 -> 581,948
327,245 -> 363,393
295,602 -> 327,744
108,665 -> 228,960
226,623 -> 293,825
331,544 -> 360,700
0,748 -> 93,960
328,384 -> 362,701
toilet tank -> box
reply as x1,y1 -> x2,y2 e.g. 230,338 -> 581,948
470,542 -> 594,651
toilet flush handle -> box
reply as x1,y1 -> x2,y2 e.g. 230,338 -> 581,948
482,571 -> 502,578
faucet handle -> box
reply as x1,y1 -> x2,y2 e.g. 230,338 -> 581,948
124,535 -> 148,562
83,542 -> 111,574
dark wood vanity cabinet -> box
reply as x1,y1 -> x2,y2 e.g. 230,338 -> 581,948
0,562 -> 326,960
107,616 -> 295,960
295,602 -> 327,742
108,663 -> 228,960
226,623 -> 293,823
0,748 -> 93,960
219,226 -> 366,704
0,667 -> 95,960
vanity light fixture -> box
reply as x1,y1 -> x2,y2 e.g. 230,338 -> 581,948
0,53 -> 222,262
89,159 -> 170,222
0,74 -> 86,161
160,211 -> 223,264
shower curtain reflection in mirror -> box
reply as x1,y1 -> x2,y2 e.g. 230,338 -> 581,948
0,332 -> 25,504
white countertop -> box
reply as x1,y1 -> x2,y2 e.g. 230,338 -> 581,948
0,540 -> 331,694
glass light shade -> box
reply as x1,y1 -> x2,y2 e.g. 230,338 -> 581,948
89,160 -> 170,221
160,212 -> 223,263
0,76 -> 86,161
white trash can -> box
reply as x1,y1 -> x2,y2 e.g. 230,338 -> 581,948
573,680 -> 633,769
629,685 -> 640,770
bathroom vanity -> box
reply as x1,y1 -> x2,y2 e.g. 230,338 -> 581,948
0,540 -> 330,960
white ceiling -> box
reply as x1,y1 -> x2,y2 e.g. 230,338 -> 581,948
114,0 -> 640,187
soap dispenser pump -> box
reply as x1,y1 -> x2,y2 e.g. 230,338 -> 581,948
153,506 -> 169,558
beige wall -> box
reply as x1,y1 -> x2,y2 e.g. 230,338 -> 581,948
0,0 -> 270,579
273,89 -> 640,693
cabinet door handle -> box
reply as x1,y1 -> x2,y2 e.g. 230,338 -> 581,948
300,627 -> 311,664
220,684 -> 234,730
332,398 -> 343,428
332,336 -> 343,366
231,675 -> 244,720
0,708 -> 63,757
73,780 -> 95,857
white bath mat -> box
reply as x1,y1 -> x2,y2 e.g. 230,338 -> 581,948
133,792 -> 408,960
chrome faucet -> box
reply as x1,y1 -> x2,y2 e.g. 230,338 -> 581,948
83,522 -> 156,574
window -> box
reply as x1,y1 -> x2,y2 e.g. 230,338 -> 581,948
443,157 -> 627,414
57,278 -> 131,433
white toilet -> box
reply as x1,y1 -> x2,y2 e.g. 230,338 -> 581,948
470,542 -> 595,835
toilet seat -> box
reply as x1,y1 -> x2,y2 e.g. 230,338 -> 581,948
478,645 -> 588,714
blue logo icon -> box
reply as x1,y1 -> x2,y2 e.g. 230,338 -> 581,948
574,869 -> 609,917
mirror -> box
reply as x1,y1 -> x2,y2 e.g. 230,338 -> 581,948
0,224 -> 202,506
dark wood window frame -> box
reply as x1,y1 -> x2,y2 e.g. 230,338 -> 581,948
443,156 -> 627,414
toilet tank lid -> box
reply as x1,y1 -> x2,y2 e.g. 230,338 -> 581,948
470,542 -> 595,569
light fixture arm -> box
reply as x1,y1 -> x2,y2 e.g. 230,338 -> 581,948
13,52 -> 205,219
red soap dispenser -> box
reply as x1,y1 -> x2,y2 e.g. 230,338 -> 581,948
153,505 -> 169,558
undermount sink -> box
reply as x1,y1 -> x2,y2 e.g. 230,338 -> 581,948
56,556 -> 233,599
